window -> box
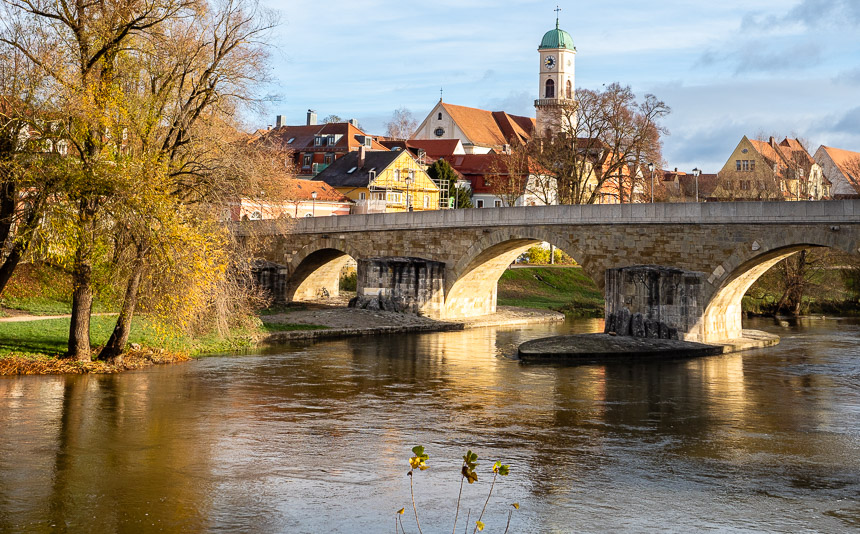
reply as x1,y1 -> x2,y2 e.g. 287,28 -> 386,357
742,160 -> 750,171
434,127 -> 445,137
359,192 -> 366,200
736,160 -> 741,171
314,136 -> 322,146
566,80 -> 572,99
438,112 -> 442,120
750,160 -> 756,171
249,210 -> 262,220
424,195 -> 430,208
386,192 -> 402,204
324,154 -> 333,165
494,200 -> 502,207
287,137 -> 295,144
303,155 -> 312,168
476,199 -> 484,208
545,79 -> 555,98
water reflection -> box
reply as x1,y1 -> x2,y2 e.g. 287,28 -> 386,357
0,318 -> 858,532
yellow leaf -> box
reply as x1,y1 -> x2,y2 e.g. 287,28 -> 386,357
512,503 -> 520,510
476,520 -> 485,531
397,508 -> 405,515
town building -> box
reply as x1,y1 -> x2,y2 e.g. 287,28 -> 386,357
814,145 -> 860,199
444,154 -> 554,208
250,112 -> 389,178
411,102 -> 534,154
312,147 -> 440,213
229,180 -> 351,220
711,136 -> 829,201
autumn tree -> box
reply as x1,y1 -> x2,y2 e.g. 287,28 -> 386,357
1,0 -> 280,361
528,83 -> 669,205
385,107 -> 418,139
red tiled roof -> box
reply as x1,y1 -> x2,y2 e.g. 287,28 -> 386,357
820,145 -> 860,193
254,122 -> 388,152
285,179 -> 350,202
438,103 -> 534,147
405,139 -> 462,158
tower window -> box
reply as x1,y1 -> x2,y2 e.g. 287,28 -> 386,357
566,80 -> 572,99
438,112 -> 442,120
545,79 -> 555,98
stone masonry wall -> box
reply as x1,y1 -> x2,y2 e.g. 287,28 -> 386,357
604,265 -> 705,341
350,257 -> 446,316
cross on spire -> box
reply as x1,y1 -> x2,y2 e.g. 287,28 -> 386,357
440,87 -> 443,101
555,5 -> 561,28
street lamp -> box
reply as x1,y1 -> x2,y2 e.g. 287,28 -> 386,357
647,162 -> 655,203
311,190 -> 317,216
692,168 -> 701,203
405,172 -> 414,212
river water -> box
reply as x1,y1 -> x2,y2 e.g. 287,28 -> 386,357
0,317 -> 858,533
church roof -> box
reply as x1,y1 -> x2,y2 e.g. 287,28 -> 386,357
539,22 -> 575,51
439,103 -> 535,147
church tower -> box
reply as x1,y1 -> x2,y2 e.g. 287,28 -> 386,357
535,14 -> 576,137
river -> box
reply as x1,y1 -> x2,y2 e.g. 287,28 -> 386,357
1,317 -> 858,533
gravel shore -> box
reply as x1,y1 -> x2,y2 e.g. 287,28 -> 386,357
261,305 -> 565,343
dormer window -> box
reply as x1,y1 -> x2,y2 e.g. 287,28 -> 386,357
328,135 -> 336,145
314,136 -> 323,146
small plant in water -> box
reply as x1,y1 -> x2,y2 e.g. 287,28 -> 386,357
397,446 -> 517,534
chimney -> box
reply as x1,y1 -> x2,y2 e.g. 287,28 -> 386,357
348,118 -> 359,128
358,146 -> 366,168
769,136 -> 777,148
307,109 -> 317,126
275,115 -> 286,128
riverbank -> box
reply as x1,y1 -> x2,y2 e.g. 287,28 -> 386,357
260,306 -> 565,344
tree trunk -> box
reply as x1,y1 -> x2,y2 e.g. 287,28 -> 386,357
67,205 -> 96,361
99,253 -> 145,360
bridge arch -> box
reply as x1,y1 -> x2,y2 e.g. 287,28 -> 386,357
700,227 -> 859,342
285,238 -> 362,302
444,228 -> 589,318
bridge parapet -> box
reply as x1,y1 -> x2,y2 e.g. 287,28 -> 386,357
249,199 -> 860,236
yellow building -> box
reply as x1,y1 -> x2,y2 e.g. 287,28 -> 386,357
313,147 -> 440,213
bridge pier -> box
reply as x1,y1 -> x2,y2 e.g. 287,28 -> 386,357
349,257 -> 446,316
605,265 -> 706,342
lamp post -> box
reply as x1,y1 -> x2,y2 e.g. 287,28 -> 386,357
692,168 -> 701,203
406,172 -> 414,212
311,190 -> 317,216
647,162 -> 655,203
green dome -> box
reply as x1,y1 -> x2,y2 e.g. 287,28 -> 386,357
539,24 -> 575,51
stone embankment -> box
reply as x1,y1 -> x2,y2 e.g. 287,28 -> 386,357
260,306 -> 564,344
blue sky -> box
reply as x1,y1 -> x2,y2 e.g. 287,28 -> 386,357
257,0 -> 860,172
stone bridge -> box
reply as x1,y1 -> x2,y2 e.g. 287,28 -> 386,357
246,200 -> 860,343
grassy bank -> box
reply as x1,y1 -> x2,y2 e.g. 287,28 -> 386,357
497,266 -> 604,317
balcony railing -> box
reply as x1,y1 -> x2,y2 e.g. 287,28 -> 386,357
534,98 -> 575,107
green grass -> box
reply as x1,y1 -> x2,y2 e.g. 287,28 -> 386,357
497,266 -> 604,317
0,316 -> 262,357
0,263 -> 114,315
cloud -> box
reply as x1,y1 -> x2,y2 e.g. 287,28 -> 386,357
733,41 -> 823,74
833,67 -> 860,84
741,0 -> 860,31
479,91 -> 533,117
832,107 -> 860,135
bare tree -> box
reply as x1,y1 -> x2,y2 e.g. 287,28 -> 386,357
385,107 -> 418,139
487,145 -> 530,207
528,83 -> 669,205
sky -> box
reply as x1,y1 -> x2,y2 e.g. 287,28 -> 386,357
256,0 -> 860,172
